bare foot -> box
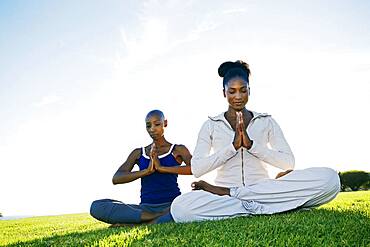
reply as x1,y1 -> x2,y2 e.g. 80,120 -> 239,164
141,208 -> 170,222
109,223 -> 139,228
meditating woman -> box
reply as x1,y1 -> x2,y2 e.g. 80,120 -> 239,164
90,110 -> 192,225
170,60 -> 340,222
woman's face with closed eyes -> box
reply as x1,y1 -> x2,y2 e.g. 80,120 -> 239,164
224,77 -> 249,111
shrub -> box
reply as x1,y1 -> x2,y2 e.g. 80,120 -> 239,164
339,170 -> 370,191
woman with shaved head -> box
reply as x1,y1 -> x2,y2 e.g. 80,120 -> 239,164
90,110 -> 192,225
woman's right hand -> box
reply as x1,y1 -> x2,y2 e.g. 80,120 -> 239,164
233,112 -> 243,150
146,144 -> 157,175
234,111 -> 253,149
147,160 -> 155,175
191,180 -> 230,196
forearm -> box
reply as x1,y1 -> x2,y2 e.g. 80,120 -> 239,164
112,169 -> 149,184
193,180 -> 230,196
248,142 -> 295,170
192,143 -> 237,177
191,121 -> 238,178
157,165 -> 192,175
248,117 -> 295,170
209,185 -> 230,196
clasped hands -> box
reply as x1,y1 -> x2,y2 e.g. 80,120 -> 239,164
233,111 -> 253,150
147,143 -> 161,174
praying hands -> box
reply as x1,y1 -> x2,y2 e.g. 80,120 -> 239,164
233,111 -> 253,150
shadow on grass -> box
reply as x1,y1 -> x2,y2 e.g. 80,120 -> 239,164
5,225 -> 151,247
6,208 -> 370,247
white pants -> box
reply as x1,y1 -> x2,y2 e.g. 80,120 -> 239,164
171,167 -> 340,223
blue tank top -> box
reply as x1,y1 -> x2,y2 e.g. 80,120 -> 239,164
138,144 -> 181,204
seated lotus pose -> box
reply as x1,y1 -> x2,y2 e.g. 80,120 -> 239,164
90,110 -> 192,225
170,60 -> 340,223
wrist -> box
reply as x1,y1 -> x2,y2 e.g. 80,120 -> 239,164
156,165 -> 164,172
224,187 -> 231,196
213,186 -> 230,196
146,167 -> 154,175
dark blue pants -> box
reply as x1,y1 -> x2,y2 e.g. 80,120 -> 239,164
90,199 -> 174,224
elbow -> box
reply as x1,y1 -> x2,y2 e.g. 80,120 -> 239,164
185,164 -> 193,175
287,155 -> 295,170
279,151 -> 295,170
112,176 -> 118,185
188,167 -> 193,175
190,157 -> 213,178
277,154 -> 295,170
191,165 -> 203,178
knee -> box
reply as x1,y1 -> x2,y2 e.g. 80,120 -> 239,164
90,199 -> 108,220
315,168 -> 341,196
320,168 -> 340,187
170,196 -> 188,222
170,194 -> 197,223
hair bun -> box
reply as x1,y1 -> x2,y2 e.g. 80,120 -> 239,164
235,60 -> 250,72
218,61 -> 235,77
218,60 -> 250,77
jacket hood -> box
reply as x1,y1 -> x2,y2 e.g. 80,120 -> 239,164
208,111 -> 270,122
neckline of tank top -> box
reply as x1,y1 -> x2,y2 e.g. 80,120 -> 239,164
141,144 -> 176,159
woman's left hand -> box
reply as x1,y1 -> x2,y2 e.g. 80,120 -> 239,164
275,169 -> 293,179
238,112 -> 253,149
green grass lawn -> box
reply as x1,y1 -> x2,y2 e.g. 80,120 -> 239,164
1,191 -> 369,247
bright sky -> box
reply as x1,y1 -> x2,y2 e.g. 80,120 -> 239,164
1,0 -> 370,216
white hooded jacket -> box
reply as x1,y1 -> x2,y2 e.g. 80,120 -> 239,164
191,111 -> 295,187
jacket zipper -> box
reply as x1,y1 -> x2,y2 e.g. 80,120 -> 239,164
215,112 -> 267,187
241,147 -> 245,186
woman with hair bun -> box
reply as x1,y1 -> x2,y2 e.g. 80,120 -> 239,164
169,60 -> 340,223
